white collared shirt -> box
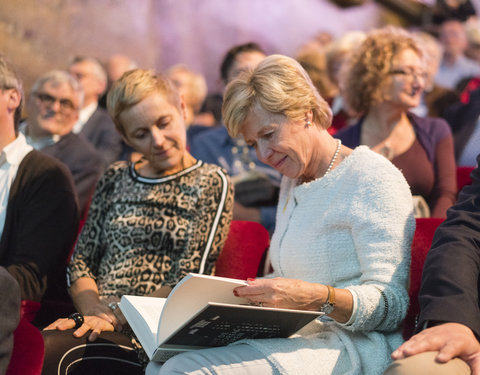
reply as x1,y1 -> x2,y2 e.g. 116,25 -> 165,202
72,101 -> 97,134
18,121 -> 60,150
0,133 -> 33,237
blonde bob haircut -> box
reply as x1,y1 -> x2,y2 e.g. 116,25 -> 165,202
341,26 -> 423,115
107,69 -> 181,137
222,54 -> 332,138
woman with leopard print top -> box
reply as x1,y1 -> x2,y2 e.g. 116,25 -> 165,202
41,69 -> 233,375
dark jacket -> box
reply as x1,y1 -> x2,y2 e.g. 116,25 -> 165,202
43,132 -> 103,217
80,107 -> 124,167
418,154 -> 480,338
0,150 -> 79,301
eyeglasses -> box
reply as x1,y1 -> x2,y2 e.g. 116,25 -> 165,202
34,92 -> 76,113
389,68 -> 427,82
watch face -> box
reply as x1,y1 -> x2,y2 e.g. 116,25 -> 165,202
321,303 -> 334,314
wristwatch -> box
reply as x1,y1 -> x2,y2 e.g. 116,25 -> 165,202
321,285 -> 335,314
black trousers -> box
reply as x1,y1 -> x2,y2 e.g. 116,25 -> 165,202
42,329 -> 143,375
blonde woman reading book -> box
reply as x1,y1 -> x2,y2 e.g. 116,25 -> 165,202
146,55 -> 415,375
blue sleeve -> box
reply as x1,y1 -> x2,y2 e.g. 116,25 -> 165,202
260,206 -> 276,234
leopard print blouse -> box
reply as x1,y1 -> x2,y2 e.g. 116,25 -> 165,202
67,160 -> 233,298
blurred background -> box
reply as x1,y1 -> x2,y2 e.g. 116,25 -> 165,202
3,0 -> 478,95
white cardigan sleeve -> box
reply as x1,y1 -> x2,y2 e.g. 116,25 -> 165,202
341,157 -> 415,333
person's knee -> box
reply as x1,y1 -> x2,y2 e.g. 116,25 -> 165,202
384,351 -> 470,375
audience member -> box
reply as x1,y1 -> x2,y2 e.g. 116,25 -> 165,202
106,54 -> 137,84
385,153 -> 480,375
189,42 -> 281,233
22,70 -> 103,217
165,64 -> 212,145
296,46 -> 337,103
98,53 -> 137,109
435,19 -> 480,90
410,31 -> 459,118
444,87 -> 480,166
188,92 -> 224,141
166,64 -> 208,127
42,69 -> 233,375
337,26 -> 457,218
0,55 -> 79,303
465,16 -> 480,63
0,266 -> 20,375
325,31 -> 366,134
68,56 -> 124,166
147,53 -> 415,375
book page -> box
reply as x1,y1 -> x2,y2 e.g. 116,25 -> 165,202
120,295 -> 167,358
157,273 -> 249,343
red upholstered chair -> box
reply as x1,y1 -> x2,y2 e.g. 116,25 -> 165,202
457,166 -> 475,194
6,318 -> 44,375
6,302 -> 45,375
215,220 -> 270,280
403,218 -> 444,340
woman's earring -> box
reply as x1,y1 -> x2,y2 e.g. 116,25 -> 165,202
306,120 -> 312,128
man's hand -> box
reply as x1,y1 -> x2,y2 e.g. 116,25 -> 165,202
392,323 -> 480,374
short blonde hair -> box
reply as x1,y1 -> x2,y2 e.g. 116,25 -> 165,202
341,26 -> 423,115
222,54 -> 332,137
107,69 -> 181,137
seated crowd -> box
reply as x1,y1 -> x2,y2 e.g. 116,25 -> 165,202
0,11 -> 479,375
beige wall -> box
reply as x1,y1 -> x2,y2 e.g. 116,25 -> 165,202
0,0 -> 398,95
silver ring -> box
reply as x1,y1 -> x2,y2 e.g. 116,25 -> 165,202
108,302 -> 119,311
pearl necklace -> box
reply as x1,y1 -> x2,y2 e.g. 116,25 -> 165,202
324,139 -> 342,177
283,139 -> 342,213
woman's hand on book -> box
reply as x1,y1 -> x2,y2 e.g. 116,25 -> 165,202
234,277 -> 326,311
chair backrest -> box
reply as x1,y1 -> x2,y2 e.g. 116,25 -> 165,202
403,217 -> 444,339
457,166 -> 475,194
6,317 -> 44,375
215,220 -> 270,280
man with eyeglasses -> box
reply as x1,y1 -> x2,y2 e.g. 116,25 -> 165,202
68,56 -> 125,166
0,56 -> 79,308
21,70 -> 103,218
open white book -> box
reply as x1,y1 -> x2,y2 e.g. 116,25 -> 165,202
119,273 -> 323,362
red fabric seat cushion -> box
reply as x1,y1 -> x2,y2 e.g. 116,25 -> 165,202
403,218 -> 444,340
6,317 -> 44,375
215,220 -> 269,279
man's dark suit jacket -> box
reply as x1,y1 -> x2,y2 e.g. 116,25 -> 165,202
80,106 -> 124,167
0,150 -> 79,302
418,154 -> 480,338
444,89 -> 480,162
43,132 -> 103,218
